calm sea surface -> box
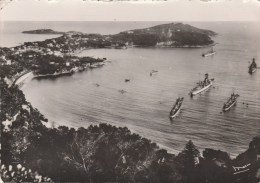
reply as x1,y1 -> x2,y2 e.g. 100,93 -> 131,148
2,21 -> 260,156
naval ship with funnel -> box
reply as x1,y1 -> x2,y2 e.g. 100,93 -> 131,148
248,58 -> 257,74
190,73 -> 214,97
169,97 -> 184,119
222,92 -> 239,112
202,47 -> 216,57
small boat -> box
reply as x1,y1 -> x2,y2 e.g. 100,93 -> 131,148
150,70 -> 158,76
248,58 -> 257,74
118,89 -> 127,94
125,79 -> 130,82
222,93 -> 239,112
190,73 -> 214,97
202,47 -> 216,57
169,97 -> 184,119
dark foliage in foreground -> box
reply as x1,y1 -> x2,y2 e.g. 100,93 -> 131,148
1,79 -> 260,182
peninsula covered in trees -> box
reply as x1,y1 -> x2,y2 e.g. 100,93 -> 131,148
22,22 -> 216,48
114,22 -> 216,47
1,22 -> 259,182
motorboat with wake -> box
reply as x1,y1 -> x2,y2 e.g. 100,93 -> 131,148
190,73 -> 214,97
169,97 -> 184,119
202,47 -> 216,57
248,58 -> 257,74
222,92 -> 239,112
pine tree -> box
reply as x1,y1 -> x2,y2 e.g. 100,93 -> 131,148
177,140 -> 200,174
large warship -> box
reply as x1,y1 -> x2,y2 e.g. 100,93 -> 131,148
169,97 -> 184,119
248,58 -> 257,74
222,92 -> 239,112
190,73 -> 214,97
202,47 -> 216,57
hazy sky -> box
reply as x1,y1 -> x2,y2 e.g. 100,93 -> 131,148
0,0 -> 260,21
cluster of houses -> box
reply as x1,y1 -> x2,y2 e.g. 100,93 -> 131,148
0,31 -> 110,86
0,55 -> 12,65
156,41 -> 176,47
38,57 -> 106,78
1,31 -> 134,67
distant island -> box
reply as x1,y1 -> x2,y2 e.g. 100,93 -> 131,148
22,29 -> 64,34
1,22 -> 259,183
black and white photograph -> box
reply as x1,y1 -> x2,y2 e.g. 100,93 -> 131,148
0,0 -> 260,182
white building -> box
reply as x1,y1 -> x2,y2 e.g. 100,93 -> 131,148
6,60 -> 12,65
53,51 -> 62,57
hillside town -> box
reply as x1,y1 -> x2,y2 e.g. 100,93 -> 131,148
0,33 -> 107,87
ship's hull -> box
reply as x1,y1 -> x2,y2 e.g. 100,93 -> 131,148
169,107 -> 181,119
202,51 -> 216,57
191,82 -> 213,96
251,68 -> 257,73
223,100 -> 237,112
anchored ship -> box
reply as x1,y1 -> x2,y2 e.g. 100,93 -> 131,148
190,73 -> 214,97
202,47 -> 216,57
248,58 -> 257,74
222,93 -> 239,112
169,97 -> 184,119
